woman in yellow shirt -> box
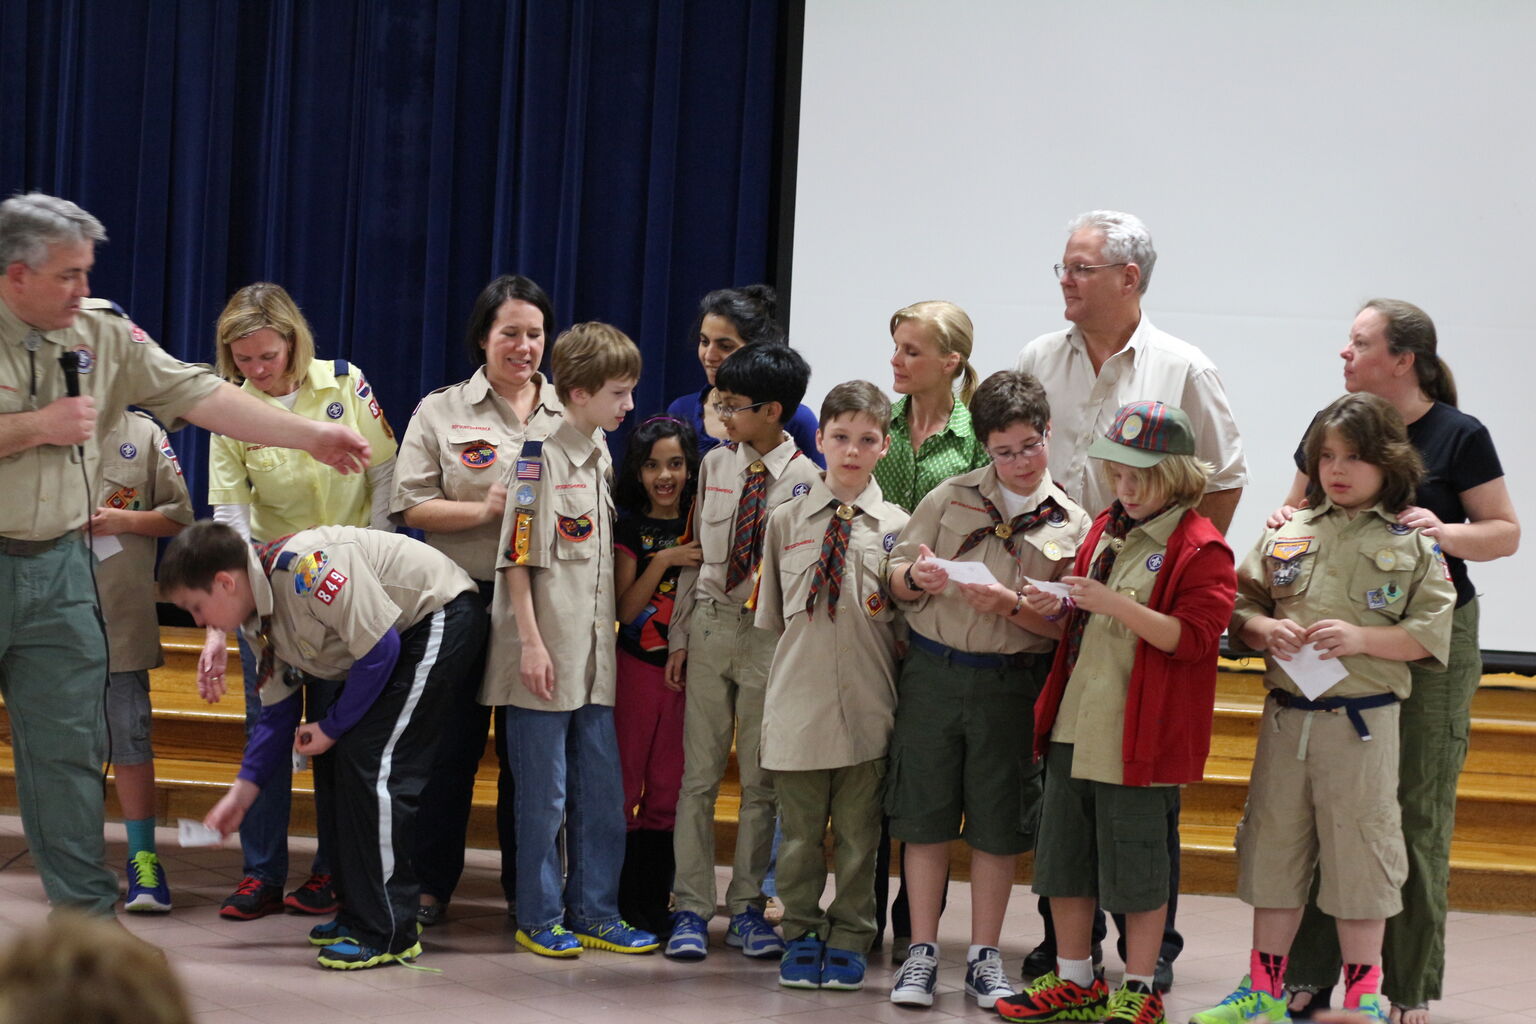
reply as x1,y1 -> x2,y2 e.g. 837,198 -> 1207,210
200,282 -> 398,921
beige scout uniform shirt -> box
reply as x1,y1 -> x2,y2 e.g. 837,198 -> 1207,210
391,369 -> 562,580
893,466 -> 1090,655
1016,317 -> 1247,515
208,358 -> 398,541
0,300 -> 220,541
753,476 -> 910,772
669,435 -> 821,651
243,525 -> 475,699
1232,501 -> 1455,700
95,411 -> 195,672
482,417 -> 617,711
1051,502 -> 1189,785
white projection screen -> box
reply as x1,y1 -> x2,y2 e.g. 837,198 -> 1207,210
789,0 -> 1534,653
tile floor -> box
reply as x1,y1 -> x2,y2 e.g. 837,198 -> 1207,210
0,816 -> 1532,1023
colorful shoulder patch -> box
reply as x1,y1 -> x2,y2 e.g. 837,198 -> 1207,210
292,550 -> 331,596
315,568 -> 349,605
158,436 -> 183,476
508,507 -> 535,565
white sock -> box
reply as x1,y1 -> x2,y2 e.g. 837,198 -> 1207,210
969,944 -> 997,962
1058,955 -> 1094,987
1124,973 -> 1155,991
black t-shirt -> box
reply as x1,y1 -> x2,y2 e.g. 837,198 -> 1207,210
615,510 -> 688,666
1293,402 -> 1504,606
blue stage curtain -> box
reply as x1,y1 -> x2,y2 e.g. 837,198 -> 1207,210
0,0 -> 782,511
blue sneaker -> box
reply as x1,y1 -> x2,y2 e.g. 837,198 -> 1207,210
821,947 -> 867,991
124,851 -> 171,913
1351,994 -> 1391,1023
317,938 -> 422,970
779,933 -> 824,989
570,919 -> 659,954
308,919 -> 350,946
515,925 -> 582,958
665,910 -> 709,961
963,945 -> 1015,1008
725,905 -> 784,959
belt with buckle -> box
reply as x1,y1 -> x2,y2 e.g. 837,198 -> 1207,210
1268,689 -> 1398,741
0,533 -> 71,557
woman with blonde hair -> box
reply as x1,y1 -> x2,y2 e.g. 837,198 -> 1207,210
874,300 -> 989,513
200,281 -> 399,922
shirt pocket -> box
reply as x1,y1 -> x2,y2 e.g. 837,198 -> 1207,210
442,428 -> 510,499
856,549 -> 895,622
99,470 -> 143,511
777,542 -> 822,618
935,502 -> 988,560
246,445 -> 291,475
553,496 -> 599,561
1266,548 -> 1320,604
699,489 -> 738,564
1348,545 -> 1420,623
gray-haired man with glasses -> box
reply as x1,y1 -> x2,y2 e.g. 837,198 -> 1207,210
1013,210 -> 1248,995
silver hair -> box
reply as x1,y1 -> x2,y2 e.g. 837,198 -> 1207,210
1067,210 -> 1156,294
0,193 -> 107,269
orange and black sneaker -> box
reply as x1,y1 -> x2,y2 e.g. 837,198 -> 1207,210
994,971 -> 1110,1022
219,876 -> 284,920
284,872 -> 339,915
1105,981 -> 1165,1024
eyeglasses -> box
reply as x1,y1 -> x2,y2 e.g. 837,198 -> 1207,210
987,436 -> 1049,463
1053,262 -> 1128,280
712,400 -> 771,420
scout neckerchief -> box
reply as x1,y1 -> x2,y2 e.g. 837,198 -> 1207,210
726,453 -> 769,591
805,500 -> 859,620
953,493 -> 1064,560
1058,501 -> 1172,679
250,534 -> 296,691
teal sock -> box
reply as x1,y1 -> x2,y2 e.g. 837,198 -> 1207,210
125,817 -> 157,857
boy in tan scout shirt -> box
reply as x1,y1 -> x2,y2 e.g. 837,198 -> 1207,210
1193,393 -> 1455,1024
94,408 -> 194,912
883,370 -> 1091,1010
663,342 -> 819,961
159,520 -> 486,970
751,381 -> 909,992
482,322 -> 659,959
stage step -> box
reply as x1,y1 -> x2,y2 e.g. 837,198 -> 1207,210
2,632 -> 1533,911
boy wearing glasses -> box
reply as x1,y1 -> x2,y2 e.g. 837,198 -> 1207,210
750,381 -> 909,991
664,343 -> 819,961
883,371 -> 1090,1010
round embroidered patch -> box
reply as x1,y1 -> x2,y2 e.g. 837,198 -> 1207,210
883,532 -> 896,552
1146,553 -> 1165,572
515,484 -> 536,505
792,482 -> 811,497
72,345 -> 95,374
326,402 -> 344,419
557,514 -> 594,541
119,442 -> 138,459
460,443 -> 496,468
1388,522 -> 1412,535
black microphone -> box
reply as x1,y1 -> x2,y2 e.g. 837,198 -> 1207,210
59,350 -> 84,456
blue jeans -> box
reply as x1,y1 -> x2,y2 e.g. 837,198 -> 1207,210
505,702 -> 626,932
237,630 -> 329,884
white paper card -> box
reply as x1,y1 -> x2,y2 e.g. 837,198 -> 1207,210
1024,576 -> 1072,599
932,558 -> 999,586
1281,643 -> 1350,701
177,817 -> 223,848
90,534 -> 123,561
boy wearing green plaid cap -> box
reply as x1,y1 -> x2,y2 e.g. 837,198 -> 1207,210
996,400 -> 1235,1024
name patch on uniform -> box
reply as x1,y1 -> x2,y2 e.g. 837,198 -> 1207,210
792,482 -> 811,497
865,592 -> 887,616
555,482 -> 588,490
158,437 -> 183,476
1269,537 -> 1313,562
460,443 -> 496,468
515,484 -> 536,506
1388,522 -> 1413,535
783,538 -> 816,552
1146,553 -> 1165,572
72,345 -> 95,373
557,514 -> 594,541
949,500 -> 987,513
883,532 -> 896,552
315,568 -> 349,605
516,459 -> 542,481
119,442 -> 137,459
325,402 -> 344,419
705,485 -> 733,495
292,551 -> 331,596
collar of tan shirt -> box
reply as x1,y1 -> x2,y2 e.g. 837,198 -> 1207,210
802,474 -> 886,523
729,432 -> 801,478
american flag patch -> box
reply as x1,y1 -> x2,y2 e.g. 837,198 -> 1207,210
516,460 -> 541,481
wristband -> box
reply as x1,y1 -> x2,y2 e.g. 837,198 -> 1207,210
1010,590 -> 1026,616
903,564 -> 918,593
1042,595 -> 1075,622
